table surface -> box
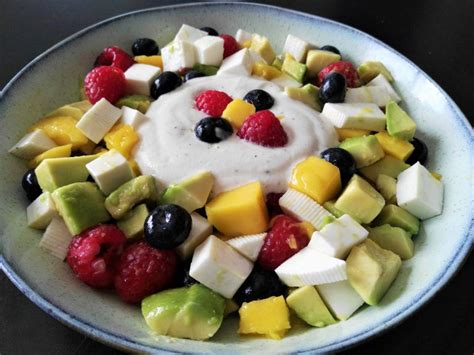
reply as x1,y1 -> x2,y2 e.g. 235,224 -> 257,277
1,0 -> 473,354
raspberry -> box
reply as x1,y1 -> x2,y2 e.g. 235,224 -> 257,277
258,215 -> 310,270
94,46 -> 135,71
266,192 -> 284,218
237,110 -> 288,147
318,61 -> 360,88
195,90 -> 232,116
219,34 -> 240,58
84,66 -> 126,104
66,225 -> 126,288
114,242 -> 177,303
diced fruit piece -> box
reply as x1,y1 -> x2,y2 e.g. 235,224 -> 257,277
26,192 -> 58,229
176,212 -> 213,259
9,129 -> 57,160
316,280 -> 364,320
105,175 -> 158,219
195,117 -> 233,144
320,147 -> 357,186
194,36 -> 224,65
284,84 -> 321,111
124,63 -> 161,96
339,135 -> 385,168
103,123 -> 139,159
132,38 -> 159,56
289,156 -> 341,204
116,94 -> 152,114
321,103 -> 386,131
344,86 -> 392,108
94,46 -> 134,72
39,217 -> 73,260
134,55 -> 163,69
227,233 -> 266,262
306,49 -> 341,76
217,48 -> 253,76
219,34 -> 240,58
375,131 -> 414,161
373,204 -> 420,234
184,70 -> 205,81
238,110 -> 288,147
234,267 -> 286,305
120,106 -> 147,129
323,200 -> 344,218
406,137 -> 428,165
238,296 -> 290,339
22,169 -> 42,202
221,99 -> 256,129
84,66 -> 126,104
320,45 -> 340,54
28,144 -> 72,169
386,101 -> 416,141
376,174 -> 397,203
271,73 -> 302,89
367,74 -> 401,102
347,239 -> 401,305
252,62 -> 282,80
162,40 -> 196,72
200,27 -> 219,36
335,128 -> 371,140
334,175 -> 385,224
396,162 -> 444,219
281,54 -> 307,83
249,34 -> 276,64
235,29 -> 253,46
368,225 -> 414,260
141,284 -> 225,340
193,63 -> 220,76
286,286 -> 336,327
272,56 -> 283,70
189,235 -> 253,298
128,159 -> 141,176
117,203 -> 149,239
44,104 -> 84,121
318,61 -> 360,88
195,89 -> 232,116
318,72 -> 347,104
359,155 -> 410,182
357,61 -> 394,83
224,299 -> 239,316
174,24 -> 207,42
29,116 -> 88,150
283,34 -> 309,62
243,89 -> 274,111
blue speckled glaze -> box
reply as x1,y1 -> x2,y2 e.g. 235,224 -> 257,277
0,2 -> 472,354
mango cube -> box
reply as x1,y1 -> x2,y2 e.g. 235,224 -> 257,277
238,296 -> 291,339
375,131 -> 414,161
252,62 -> 281,80
289,156 -> 341,205
104,124 -> 139,159
28,144 -> 72,168
250,34 -> 276,64
336,128 -> 371,140
134,55 -> 163,69
205,181 -> 268,237
222,99 -> 256,128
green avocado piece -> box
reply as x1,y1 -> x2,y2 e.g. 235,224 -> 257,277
160,171 -> 214,213
375,174 -> 397,203
305,49 -> 341,75
386,101 -> 416,141
116,95 -> 153,114
368,225 -> 414,259
105,175 -> 158,219
339,135 -> 385,168
282,56 -> 307,83
372,204 -> 420,235
359,155 -> 409,182
286,286 -> 336,327
323,200 -> 345,218
141,284 -> 226,340
357,61 -> 394,83
117,204 -> 149,239
35,154 -> 99,192
285,84 -> 321,111
193,63 -> 219,76
347,239 -> 401,305
272,56 -> 283,70
52,182 -> 110,235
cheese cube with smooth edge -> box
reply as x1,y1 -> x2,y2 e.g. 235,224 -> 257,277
283,34 -> 309,62
162,40 -> 196,72
367,74 -> 401,102
9,129 -> 57,160
26,192 -> 58,229
322,103 -> 386,131
235,29 -> 253,46
344,86 -> 392,108
120,106 -> 148,129
174,24 -> 207,42
176,212 -> 213,259
194,36 -> 224,66
205,181 -> 268,237
217,48 -> 253,77
227,233 -> 266,261
124,63 -> 161,96
39,217 -> 73,260
316,280 -> 364,320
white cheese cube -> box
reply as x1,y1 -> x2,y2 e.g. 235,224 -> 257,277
120,106 -> 148,129
162,40 -> 196,72
316,280 -> 365,320
235,28 -> 253,45
9,129 -> 57,160
176,212 -> 212,259
275,247 -> 347,287
190,235 -> 253,298
367,74 -> 401,103
124,63 -> 161,96
217,48 -> 253,76
396,162 -> 444,219
345,86 -> 392,107
76,98 -> 122,143
321,103 -> 386,131
227,233 -> 266,261
283,34 -> 309,62
248,49 -> 265,65
86,149 -> 134,195
309,214 -> 368,259
26,192 -> 58,229
39,217 -> 73,260
174,24 -> 207,43
271,73 -> 303,89
194,36 -> 224,66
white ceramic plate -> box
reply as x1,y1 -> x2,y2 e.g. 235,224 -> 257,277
0,3 -> 472,353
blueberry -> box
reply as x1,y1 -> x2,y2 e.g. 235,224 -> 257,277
173,260 -> 198,287
406,137 -> 428,165
144,204 -> 192,249
22,169 -> 42,202
320,45 -> 340,55
318,72 -> 347,104
195,117 -> 233,143
183,70 -> 205,82
320,147 -> 356,186
200,26 -> 219,36
131,38 -> 159,56
243,89 -> 274,111
233,267 -> 286,305
150,72 -> 182,99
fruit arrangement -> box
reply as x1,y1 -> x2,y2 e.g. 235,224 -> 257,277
9,24 -> 444,341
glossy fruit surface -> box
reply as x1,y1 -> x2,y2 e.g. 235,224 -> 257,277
320,45 -> 341,55
234,266 -> 286,305
320,147 -> 356,185
200,27 -> 219,36
150,71 -> 183,99
406,137 -> 428,165
22,169 -> 42,201
243,89 -> 274,111
195,117 -> 233,143
318,72 -> 347,104
132,38 -> 159,56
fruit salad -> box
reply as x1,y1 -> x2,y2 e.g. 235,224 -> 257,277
9,23 -> 444,341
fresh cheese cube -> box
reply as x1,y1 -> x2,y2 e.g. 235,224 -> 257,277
396,162 -> 444,219
367,74 -> 401,103
283,34 -> 309,62
124,63 -> 161,96
174,24 -> 207,42
248,49 -> 265,65
86,149 -> 134,195
345,86 -> 392,107
316,280 -> 365,320
227,233 -> 266,261
176,212 -> 213,259
26,192 -> 58,229
76,98 -> 122,144
120,106 -> 148,129
194,36 -> 224,66
39,217 -> 73,260
9,129 -> 57,160
271,73 -> 303,89
189,235 -> 253,298
235,29 -> 253,46
217,48 -> 253,76
321,103 -> 386,131
162,40 -> 196,72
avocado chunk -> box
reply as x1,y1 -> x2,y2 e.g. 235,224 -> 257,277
286,286 -> 336,327
376,174 -> 397,203
161,171 -> 214,213
368,225 -> 414,259
272,56 -> 283,70
306,49 -> 341,76
141,284 -> 226,340
347,239 -> 401,305
323,200 -> 345,218
386,101 -> 416,141
52,182 -> 110,235
35,154 -> 99,192
115,95 -> 152,114
357,61 -> 394,83
339,135 -> 385,168
359,155 -> 410,183
281,55 -> 307,83
117,203 -> 149,239
334,175 -> 385,224
372,204 -> 420,235
105,175 -> 158,219
285,84 -> 321,111
193,63 -> 219,76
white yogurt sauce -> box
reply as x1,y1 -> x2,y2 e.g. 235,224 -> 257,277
135,74 -> 339,195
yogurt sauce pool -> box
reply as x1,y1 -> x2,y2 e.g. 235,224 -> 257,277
135,74 -> 339,195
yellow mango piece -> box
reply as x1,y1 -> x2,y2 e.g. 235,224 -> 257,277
221,99 -> 256,129
238,296 -> 291,339
242,39 -> 252,48
128,159 -> 141,176
250,34 -> 276,64
205,181 -> 269,237
29,116 -> 89,150
289,156 -> 341,205
103,124 -> 139,159
336,128 -> 371,140
375,131 -> 415,161
252,62 -> 281,80
134,55 -> 163,69
299,221 -> 315,238
28,144 -> 72,168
